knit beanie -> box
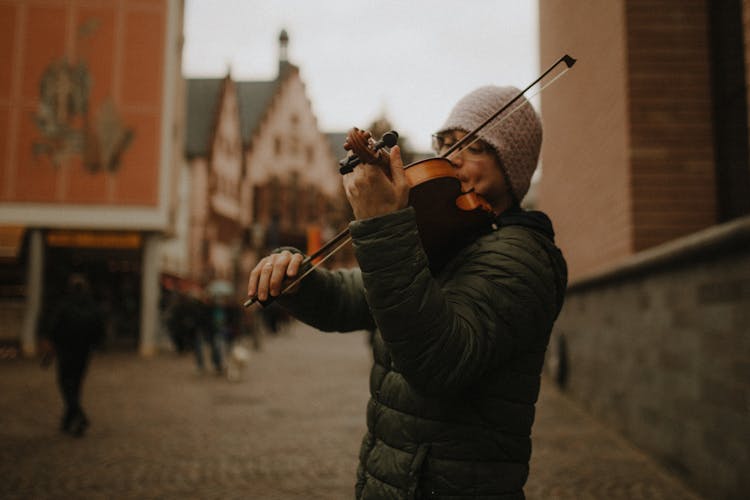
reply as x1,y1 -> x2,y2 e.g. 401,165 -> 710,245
437,85 -> 542,203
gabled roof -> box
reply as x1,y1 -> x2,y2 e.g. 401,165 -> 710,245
185,74 -> 282,159
236,80 -> 278,145
185,78 -> 223,158
186,62 -> 347,161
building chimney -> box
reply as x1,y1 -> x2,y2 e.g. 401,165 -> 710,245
279,29 -> 289,63
278,29 -> 290,78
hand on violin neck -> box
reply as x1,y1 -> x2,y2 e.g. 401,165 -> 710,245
343,145 -> 409,220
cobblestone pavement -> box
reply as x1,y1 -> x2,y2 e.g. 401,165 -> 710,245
0,321 -> 702,499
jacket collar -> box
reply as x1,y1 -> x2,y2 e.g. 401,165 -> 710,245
494,205 -> 556,242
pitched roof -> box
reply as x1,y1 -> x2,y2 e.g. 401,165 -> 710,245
185,76 -> 280,158
186,63 -> 344,160
236,80 -> 278,144
185,78 -> 223,158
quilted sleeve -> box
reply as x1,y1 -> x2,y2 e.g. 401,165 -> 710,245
276,264 -> 376,333
350,207 -> 560,395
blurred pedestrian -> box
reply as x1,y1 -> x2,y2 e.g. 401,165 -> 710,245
260,303 -> 283,334
166,293 -> 197,354
163,290 -> 187,353
45,273 -> 105,437
193,294 -> 224,375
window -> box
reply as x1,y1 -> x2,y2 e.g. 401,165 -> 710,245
274,136 -> 282,155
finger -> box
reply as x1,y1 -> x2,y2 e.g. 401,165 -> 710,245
269,252 -> 292,296
342,174 -> 358,201
389,145 -> 406,184
281,253 -> 306,295
256,258 -> 275,300
247,259 -> 269,297
287,253 -> 305,277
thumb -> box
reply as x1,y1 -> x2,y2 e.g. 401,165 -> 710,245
389,145 -> 407,184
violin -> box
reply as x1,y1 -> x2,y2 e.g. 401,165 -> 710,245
243,128 -> 495,308
243,54 -> 576,307
341,127 -> 495,271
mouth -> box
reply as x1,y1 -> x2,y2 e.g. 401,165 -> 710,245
459,179 -> 473,193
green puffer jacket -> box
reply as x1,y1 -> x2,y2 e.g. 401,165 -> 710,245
278,206 -> 567,499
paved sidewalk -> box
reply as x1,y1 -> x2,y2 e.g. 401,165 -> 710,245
0,322 -> 702,499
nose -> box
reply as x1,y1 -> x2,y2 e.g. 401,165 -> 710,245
447,155 -> 470,191
448,151 -> 464,168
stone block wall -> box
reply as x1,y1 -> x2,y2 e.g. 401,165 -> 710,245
547,216 -> 750,500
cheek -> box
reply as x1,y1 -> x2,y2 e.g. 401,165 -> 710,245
472,165 -> 506,200
468,165 -> 492,190
457,161 -> 501,196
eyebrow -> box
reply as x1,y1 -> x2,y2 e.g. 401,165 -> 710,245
443,133 -> 464,142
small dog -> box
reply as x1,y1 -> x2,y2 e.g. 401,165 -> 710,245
226,341 -> 251,382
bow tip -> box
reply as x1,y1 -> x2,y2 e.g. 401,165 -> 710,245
563,54 -> 577,68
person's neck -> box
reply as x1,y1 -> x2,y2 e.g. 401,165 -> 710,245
492,196 -> 516,216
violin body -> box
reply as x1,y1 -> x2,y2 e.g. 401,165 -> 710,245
403,158 -> 495,270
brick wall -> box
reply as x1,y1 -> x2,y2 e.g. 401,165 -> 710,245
539,0 -> 633,281
547,218 -> 750,500
626,0 -> 717,251
539,0 -> 720,280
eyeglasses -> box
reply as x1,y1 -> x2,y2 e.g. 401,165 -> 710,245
431,133 -> 495,159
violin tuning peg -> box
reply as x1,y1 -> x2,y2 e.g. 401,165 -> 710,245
382,131 -> 399,147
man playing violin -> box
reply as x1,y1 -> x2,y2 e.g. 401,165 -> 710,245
247,86 -> 567,499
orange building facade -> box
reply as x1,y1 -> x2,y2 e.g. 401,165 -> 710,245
0,0 -> 184,356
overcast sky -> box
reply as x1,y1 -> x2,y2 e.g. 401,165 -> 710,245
182,0 -> 539,151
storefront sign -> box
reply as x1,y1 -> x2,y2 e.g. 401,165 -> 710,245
46,230 -> 142,249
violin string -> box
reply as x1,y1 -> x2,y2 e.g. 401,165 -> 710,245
444,65 -> 572,163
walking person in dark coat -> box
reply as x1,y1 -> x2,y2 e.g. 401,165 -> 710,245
46,273 -> 105,437
247,86 -> 567,499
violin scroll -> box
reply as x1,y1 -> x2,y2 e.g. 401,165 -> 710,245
339,128 -> 399,174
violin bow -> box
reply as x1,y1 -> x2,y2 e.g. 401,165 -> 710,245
244,54 -> 577,308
